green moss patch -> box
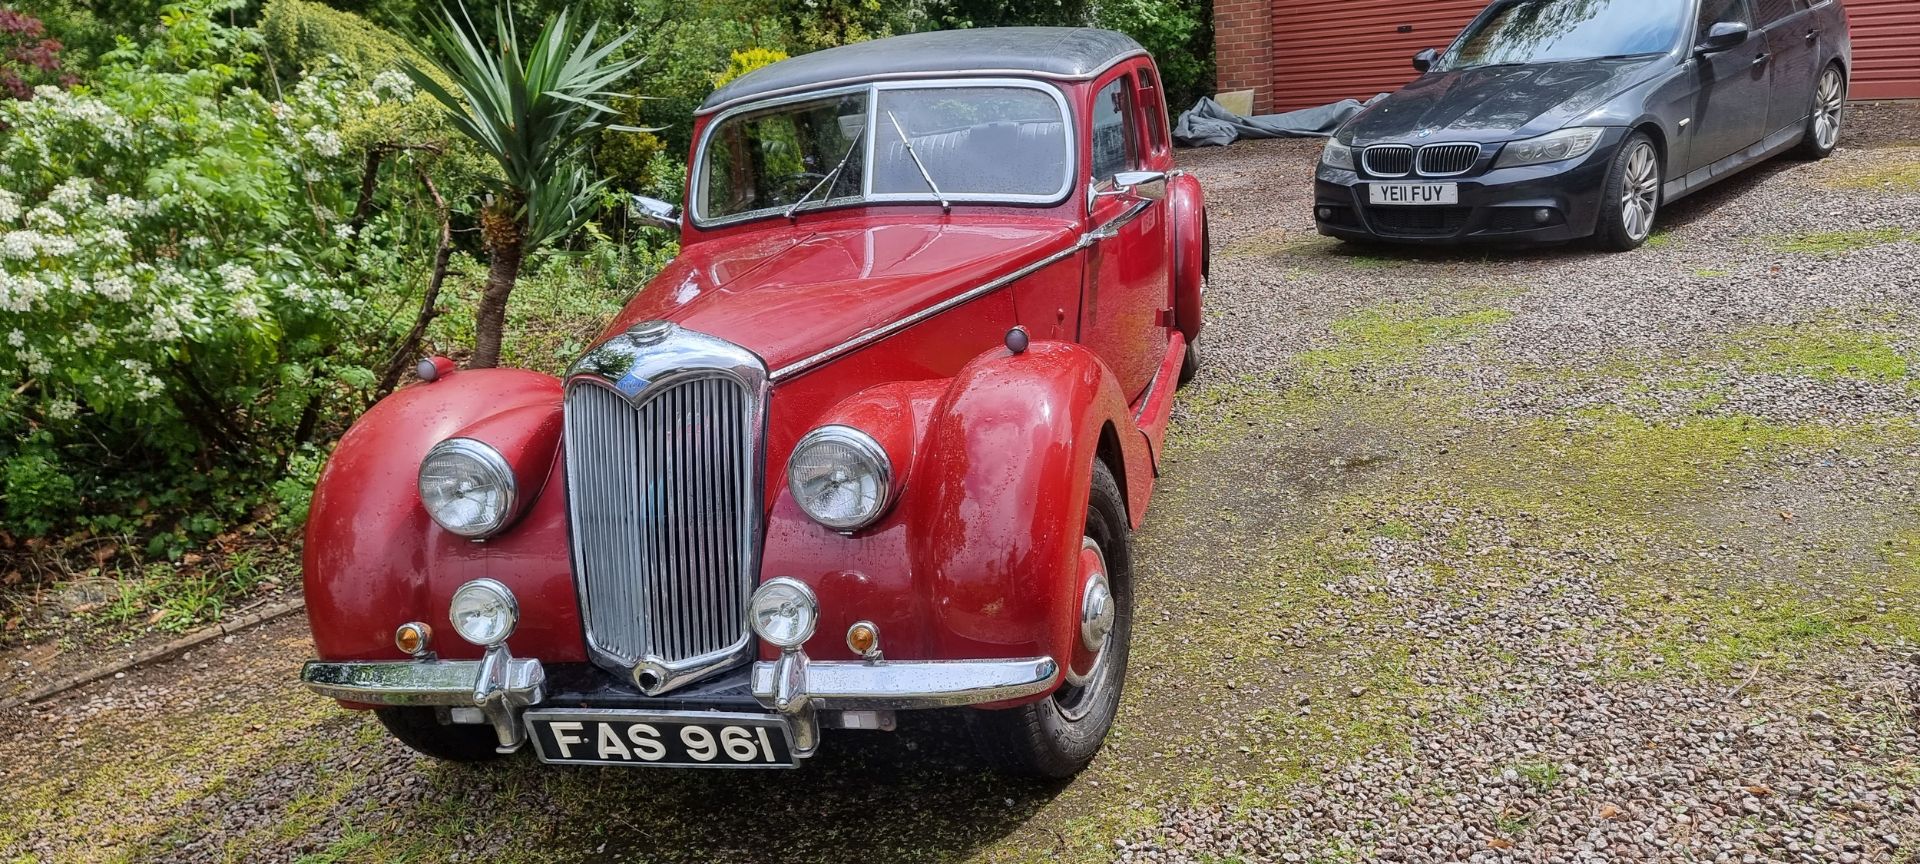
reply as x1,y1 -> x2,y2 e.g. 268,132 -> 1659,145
1767,227 -> 1916,256
1720,322 -> 1914,385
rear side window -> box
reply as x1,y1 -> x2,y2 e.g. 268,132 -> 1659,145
1696,0 -> 1753,38
1091,75 -> 1137,181
1753,0 -> 1800,25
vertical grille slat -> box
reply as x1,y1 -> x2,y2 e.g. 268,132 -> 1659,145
1417,143 -> 1480,177
565,372 -> 756,686
1362,144 -> 1414,178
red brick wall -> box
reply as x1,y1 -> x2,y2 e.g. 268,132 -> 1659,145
1212,0 -> 1274,113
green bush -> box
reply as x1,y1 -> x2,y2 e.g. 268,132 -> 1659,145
1094,0 -> 1213,109
257,0 -> 427,77
0,0 -> 433,549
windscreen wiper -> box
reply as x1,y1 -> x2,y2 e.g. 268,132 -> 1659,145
885,110 -> 950,212
786,134 -> 863,222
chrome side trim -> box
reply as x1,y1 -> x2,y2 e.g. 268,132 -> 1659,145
769,239 -> 1087,382
301,651 -> 546,752
695,52 -> 1149,116
749,652 -> 1060,711
1087,198 -> 1153,242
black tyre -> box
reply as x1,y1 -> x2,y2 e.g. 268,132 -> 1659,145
968,460 -> 1133,778
1792,65 -> 1846,160
376,707 -> 504,762
1593,132 -> 1662,252
1178,338 -> 1200,389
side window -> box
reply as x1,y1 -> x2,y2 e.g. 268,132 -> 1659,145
1754,0 -> 1798,26
1136,67 -> 1169,157
1091,75 -> 1137,182
1696,0 -> 1753,39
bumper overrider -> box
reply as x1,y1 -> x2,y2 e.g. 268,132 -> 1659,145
299,577 -> 1060,764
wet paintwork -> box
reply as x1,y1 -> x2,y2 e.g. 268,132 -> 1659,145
302,55 -> 1206,698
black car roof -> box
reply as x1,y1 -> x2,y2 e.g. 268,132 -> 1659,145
697,27 -> 1146,115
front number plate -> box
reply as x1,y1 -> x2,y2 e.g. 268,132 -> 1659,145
1368,183 -> 1459,205
525,709 -> 797,768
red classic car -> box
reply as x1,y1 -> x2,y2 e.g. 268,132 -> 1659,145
299,27 -> 1208,777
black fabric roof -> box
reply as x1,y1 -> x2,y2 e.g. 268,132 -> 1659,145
698,27 -> 1146,114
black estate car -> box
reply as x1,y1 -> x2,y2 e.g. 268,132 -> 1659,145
1314,0 -> 1854,251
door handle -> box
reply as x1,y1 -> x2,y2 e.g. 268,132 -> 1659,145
1752,53 -> 1770,67
1805,29 -> 1820,43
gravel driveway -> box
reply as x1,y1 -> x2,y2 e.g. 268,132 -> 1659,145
4,103 -> 1918,864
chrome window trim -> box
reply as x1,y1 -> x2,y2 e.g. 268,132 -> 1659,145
695,51 -> 1148,116
768,236 -> 1089,383
563,323 -> 771,695
1415,142 -> 1483,177
1361,143 -> 1415,178
692,77 -> 1078,228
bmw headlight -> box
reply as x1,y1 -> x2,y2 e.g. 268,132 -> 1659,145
449,578 -> 518,646
1494,127 -> 1606,169
749,577 -> 818,649
787,425 -> 893,530
1322,137 -> 1355,170
418,437 -> 516,538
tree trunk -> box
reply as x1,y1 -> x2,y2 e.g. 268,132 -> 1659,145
374,169 -> 454,400
469,243 -> 522,368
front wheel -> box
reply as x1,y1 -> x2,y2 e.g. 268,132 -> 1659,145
1593,133 -> 1661,252
1792,65 -> 1846,160
376,707 -> 504,762
967,459 -> 1133,778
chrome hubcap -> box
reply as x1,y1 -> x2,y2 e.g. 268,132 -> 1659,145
1059,536 -> 1114,719
1814,69 -> 1844,150
1620,143 -> 1660,242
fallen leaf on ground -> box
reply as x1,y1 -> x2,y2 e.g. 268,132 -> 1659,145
1746,784 -> 1773,797
1599,804 -> 1624,820
1488,838 -> 1515,850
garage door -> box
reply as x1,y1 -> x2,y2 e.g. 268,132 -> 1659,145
1268,0 -> 1486,112
1847,0 -> 1920,100
1267,0 -> 1920,111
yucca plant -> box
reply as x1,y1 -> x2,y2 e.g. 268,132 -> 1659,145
404,3 -> 645,368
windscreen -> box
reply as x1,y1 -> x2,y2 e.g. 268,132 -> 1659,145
871,86 -> 1070,198
1443,0 -> 1687,69
700,92 -> 868,221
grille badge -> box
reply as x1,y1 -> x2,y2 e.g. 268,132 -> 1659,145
628,320 -> 677,345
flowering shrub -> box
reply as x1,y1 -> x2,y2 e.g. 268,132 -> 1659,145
0,0 -> 429,544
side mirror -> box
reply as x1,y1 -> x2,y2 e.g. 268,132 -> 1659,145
1695,21 -> 1750,54
630,195 -> 681,233
1413,48 -> 1440,73
1088,170 -> 1169,213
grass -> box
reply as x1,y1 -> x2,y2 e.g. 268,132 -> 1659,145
1768,227 -> 1915,256
1296,302 -> 1513,376
1823,150 -> 1920,191
1721,321 -> 1914,385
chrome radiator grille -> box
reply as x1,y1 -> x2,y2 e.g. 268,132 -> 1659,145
564,372 -> 757,691
1417,143 -> 1481,176
1362,144 -> 1414,177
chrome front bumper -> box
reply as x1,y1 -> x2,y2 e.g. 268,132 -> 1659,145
301,647 -> 1058,760
302,643 -> 546,752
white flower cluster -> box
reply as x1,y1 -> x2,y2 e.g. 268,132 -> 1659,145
0,60 -> 402,425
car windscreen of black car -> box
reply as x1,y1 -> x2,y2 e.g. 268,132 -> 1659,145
1443,0 -> 1688,70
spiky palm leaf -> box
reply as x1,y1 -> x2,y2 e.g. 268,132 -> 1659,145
403,3 -> 646,246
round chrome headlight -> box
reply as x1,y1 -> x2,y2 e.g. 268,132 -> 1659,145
449,578 -> 519,646
787,425 -> 892,530
418,438 -> 516,538
748,577 -> 818,649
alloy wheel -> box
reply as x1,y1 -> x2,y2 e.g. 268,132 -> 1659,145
1814,68 -> 1845,150
1620,142 -> 1660,243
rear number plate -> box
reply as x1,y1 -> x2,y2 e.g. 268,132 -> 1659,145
1369,183 -> 1459,205
525,709 -> 796,768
